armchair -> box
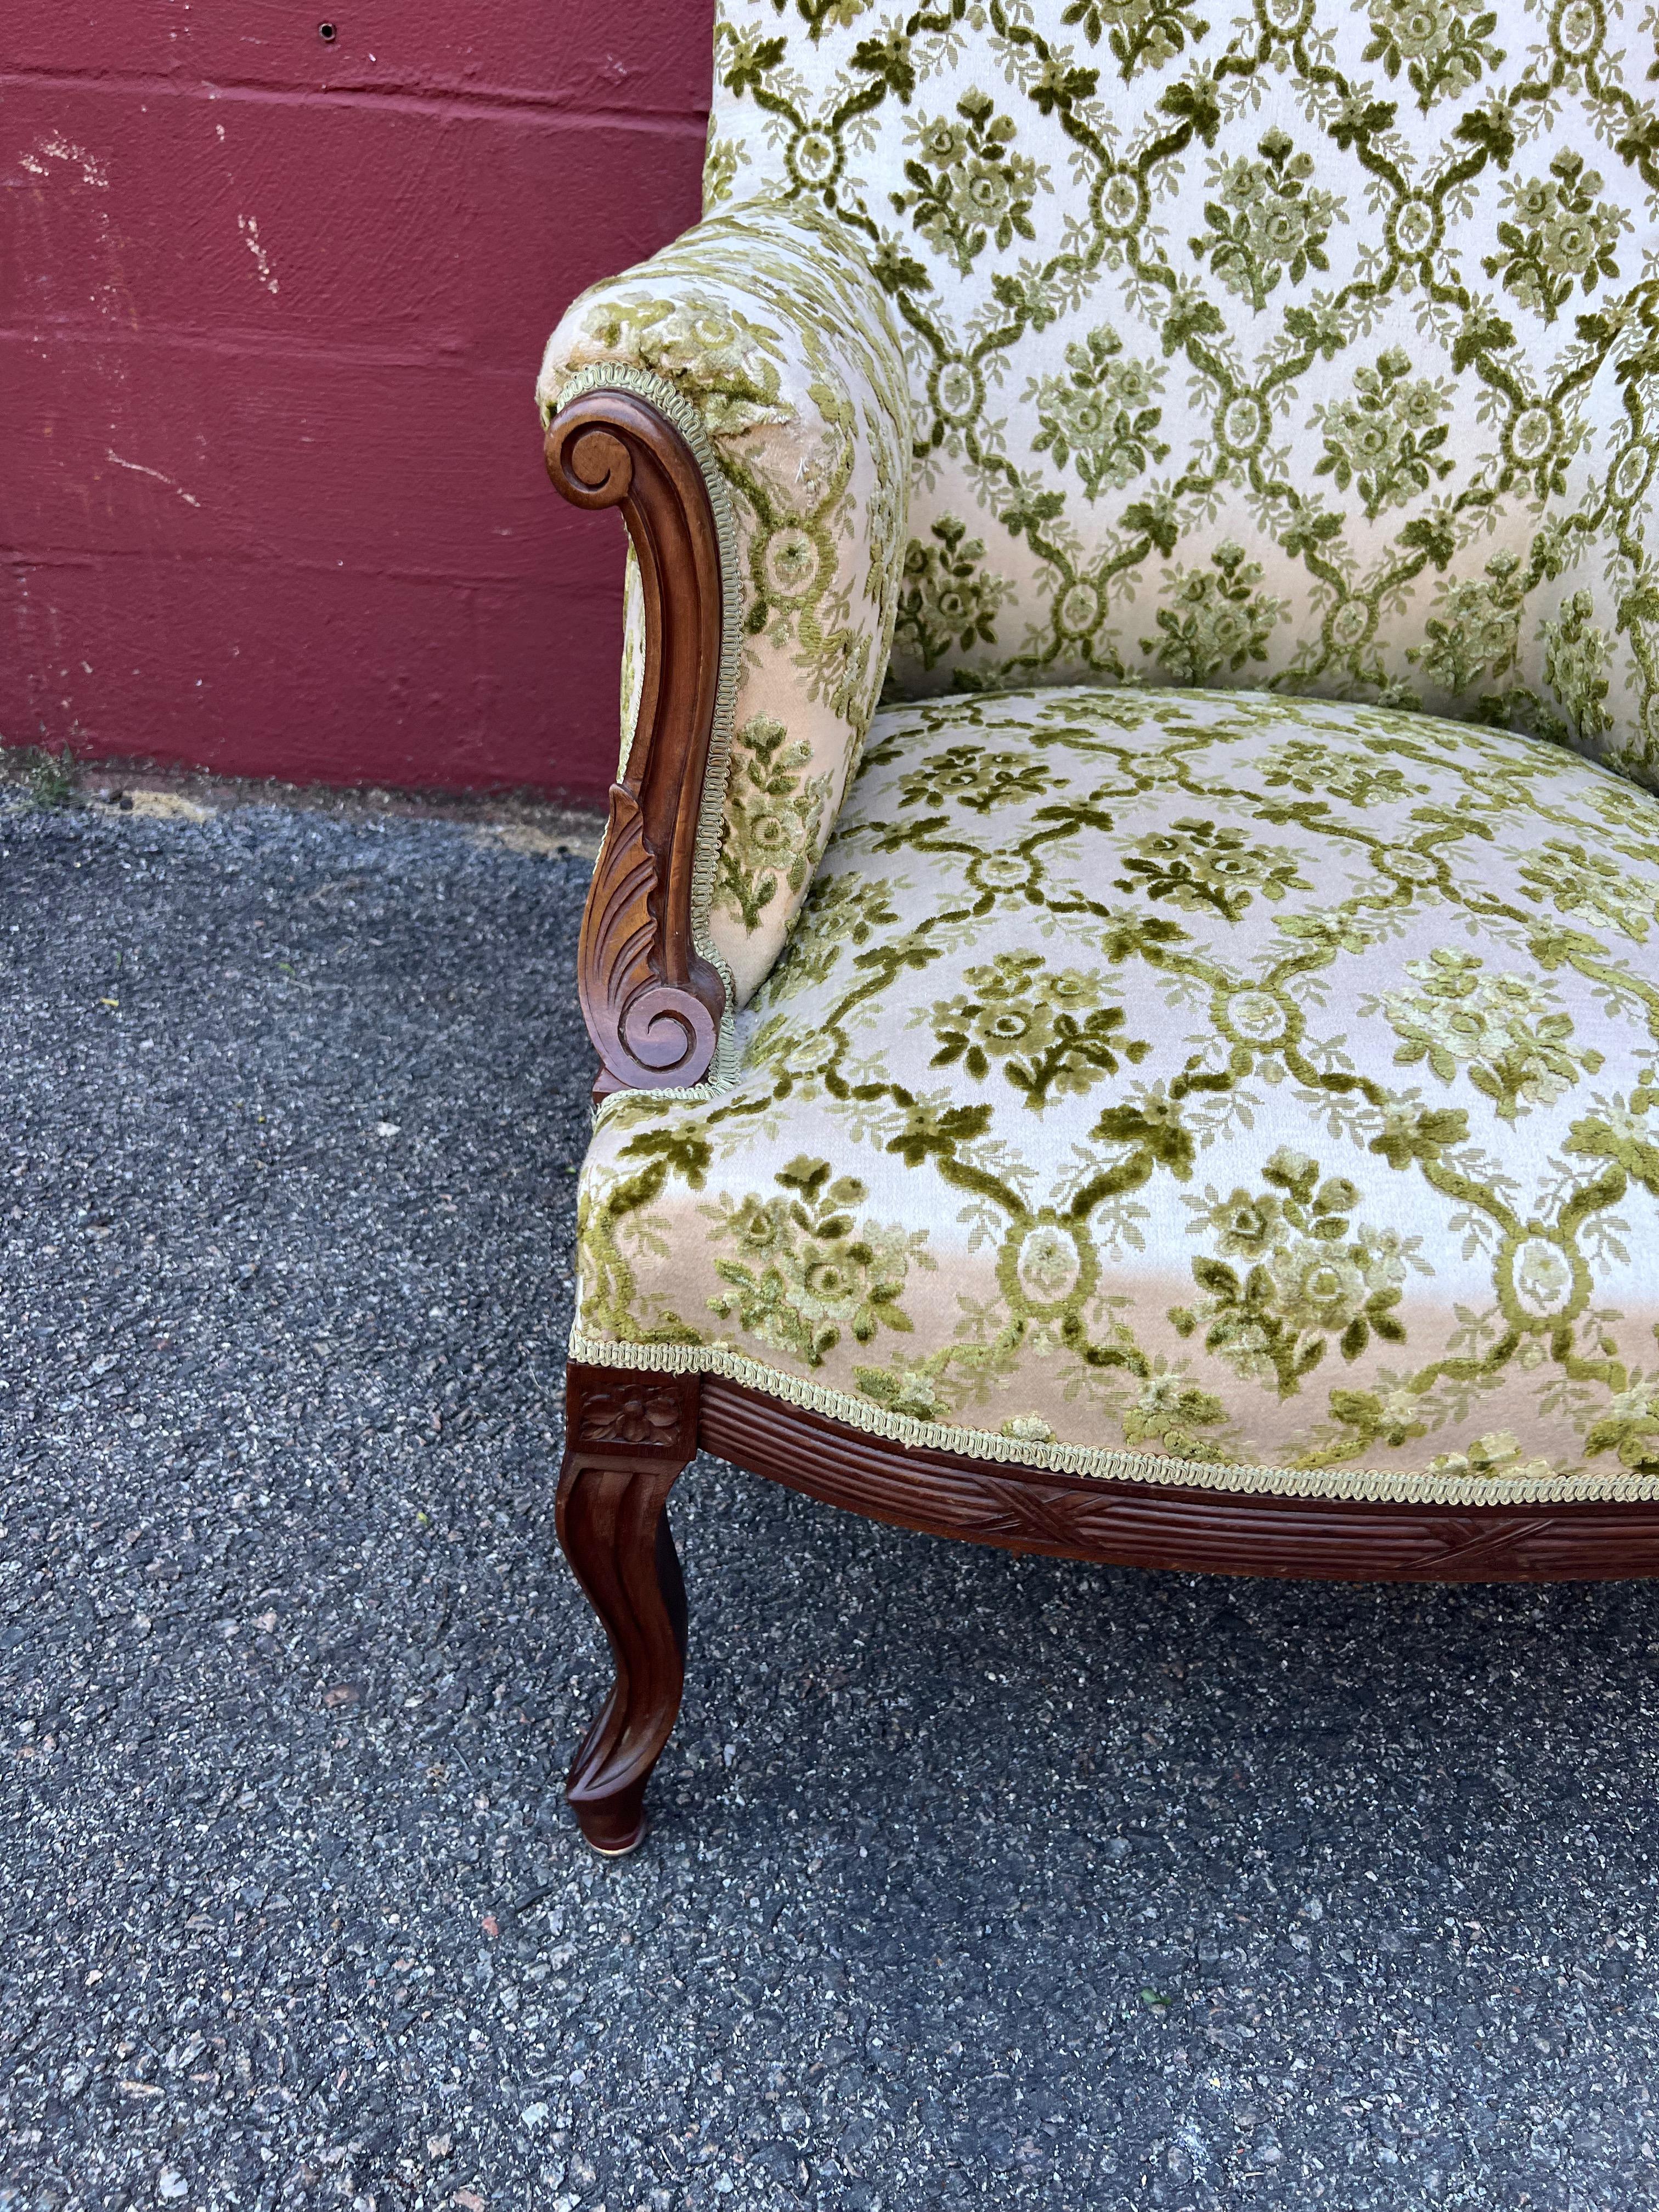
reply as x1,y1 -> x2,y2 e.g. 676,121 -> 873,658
541,0 -> 1659,1853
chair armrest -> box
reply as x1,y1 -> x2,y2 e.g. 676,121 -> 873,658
546,385 -> 733,1103
540,200 -> 913,1091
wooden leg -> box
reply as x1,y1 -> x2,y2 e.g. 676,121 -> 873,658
555,1364 -> 700,1854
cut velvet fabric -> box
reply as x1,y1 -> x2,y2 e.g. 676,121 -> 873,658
539,200 -> 913,1008
571,687 -> 1659,1504
703,0 -> 1659,788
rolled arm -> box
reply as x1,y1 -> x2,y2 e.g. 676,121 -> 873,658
539,199 -> 913,1095
545,387 -> 732,1102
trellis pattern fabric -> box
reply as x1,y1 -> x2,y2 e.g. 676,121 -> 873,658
703,0 -> 1659,785
539,200 -> 913,1007
540,3 -> 1659,1497
571,687 -> 1659,1503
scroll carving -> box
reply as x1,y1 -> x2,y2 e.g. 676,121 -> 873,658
545,391 -> 727,1103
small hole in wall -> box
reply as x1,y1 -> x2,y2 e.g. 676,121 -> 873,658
318,19 -> 338,40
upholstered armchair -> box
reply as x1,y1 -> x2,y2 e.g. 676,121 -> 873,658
540,0 -> 1659,1852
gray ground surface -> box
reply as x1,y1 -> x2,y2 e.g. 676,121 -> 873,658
4,789 -> 1659,2212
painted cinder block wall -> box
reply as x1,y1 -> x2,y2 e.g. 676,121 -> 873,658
2,2 -> 714,802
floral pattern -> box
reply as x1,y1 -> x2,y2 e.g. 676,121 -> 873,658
1063,0 -> 1210,80
1363,0 -> 1503,111
895,91 -> 1049,274
1374,949 -> 1604,1121
704,1155 -> 931,1368
572,687 -> 1659,1502
715,714 -> 833,931
1028,326 -> 1170,501
1312,351 -> 1453,521
892,515 -> 1010,670
1484,152 -> 1629,325
1191,131 -> 1345,314
1143,544 -> 1288,686
923,949 -> 1150,1108
682,0 -> 1659,785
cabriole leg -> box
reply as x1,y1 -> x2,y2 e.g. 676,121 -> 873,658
555,1364 -> 699,1854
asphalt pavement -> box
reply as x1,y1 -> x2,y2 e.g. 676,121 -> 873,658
4,783 -> 1659,2211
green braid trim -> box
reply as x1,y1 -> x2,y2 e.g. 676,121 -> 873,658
565,1330 -> 1659,1508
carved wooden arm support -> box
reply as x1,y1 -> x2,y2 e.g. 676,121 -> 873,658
545,391 -> 727,1103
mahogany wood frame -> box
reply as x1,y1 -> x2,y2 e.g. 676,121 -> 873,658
546,388 -> 1659,1855
545,388 -> 726,1104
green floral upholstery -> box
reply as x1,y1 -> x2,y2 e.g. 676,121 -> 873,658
539,200 -> 913,1006
696,0 -> 1659,786
542,3 -> 1659,1501
572,687 -> 1659,1503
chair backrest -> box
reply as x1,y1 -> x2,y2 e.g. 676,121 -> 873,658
707,0 -> 1658,783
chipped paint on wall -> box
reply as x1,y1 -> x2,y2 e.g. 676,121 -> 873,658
21,136 -> 111,187
105,452 -> 201,509
236,214 -> 279,297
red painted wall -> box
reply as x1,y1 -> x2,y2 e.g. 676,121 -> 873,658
1,2 -> 713,800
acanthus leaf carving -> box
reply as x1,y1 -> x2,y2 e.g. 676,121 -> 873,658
546,391 -> 727,1105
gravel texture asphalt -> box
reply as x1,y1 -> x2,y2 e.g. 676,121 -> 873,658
5,786 -> 1659,2212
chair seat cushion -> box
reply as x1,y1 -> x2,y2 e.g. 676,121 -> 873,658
573,686 -> 1659,1504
